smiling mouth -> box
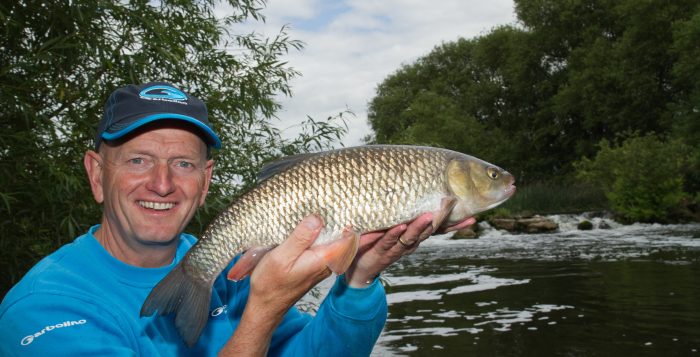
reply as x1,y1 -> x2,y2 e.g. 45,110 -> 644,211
139,201 -> 175,211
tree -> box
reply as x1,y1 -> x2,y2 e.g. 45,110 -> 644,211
367,0 -> 699,185
0,0 -> 345,297
367,27 -> 558,181
669,10 -> 700,194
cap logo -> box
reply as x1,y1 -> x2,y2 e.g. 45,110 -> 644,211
139,85 -> 188,104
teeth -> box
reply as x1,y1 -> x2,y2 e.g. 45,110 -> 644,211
139,201 -> 174,210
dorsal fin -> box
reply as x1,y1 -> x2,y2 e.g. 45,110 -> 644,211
257,152 -> 318,183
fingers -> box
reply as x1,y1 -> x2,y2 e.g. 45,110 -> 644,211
403,224 -> 433,254
441,216 -> 477,233
358,231 -> 389,253
248,215 -> 329,309
398,213 -> 434,246
275,215 -> 323,262
345,213 -> 476,288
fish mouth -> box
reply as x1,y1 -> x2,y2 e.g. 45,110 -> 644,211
504,173 -> 516,198
482,185 -> 517,211
504,184 -> 516,198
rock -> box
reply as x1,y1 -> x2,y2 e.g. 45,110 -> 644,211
452,226 -> 478,239
489,218 -> 518,231
520,217 -> 559,233
577,220 -> 594,230
598,220 -> 612,229
488,216 -> 558,233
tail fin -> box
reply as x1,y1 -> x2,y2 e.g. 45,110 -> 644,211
140,262 -> 212,347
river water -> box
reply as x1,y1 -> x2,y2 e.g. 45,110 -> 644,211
370,215 -> 700,356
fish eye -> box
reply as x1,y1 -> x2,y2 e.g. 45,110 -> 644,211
487,167 -> 499,180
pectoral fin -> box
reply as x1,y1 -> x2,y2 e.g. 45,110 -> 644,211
309,227 -> 360,274
226,246 -> 274,281
432,196 -> 458,231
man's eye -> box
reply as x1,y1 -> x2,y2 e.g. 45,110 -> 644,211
129,158 -> 144,165
177,161 -> 194,169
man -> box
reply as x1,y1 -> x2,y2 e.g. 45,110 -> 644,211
0,82 -> 474,356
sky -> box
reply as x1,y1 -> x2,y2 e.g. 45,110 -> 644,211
236,0 -> 517,147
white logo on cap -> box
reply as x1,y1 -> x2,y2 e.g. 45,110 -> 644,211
139,85 -> 188,104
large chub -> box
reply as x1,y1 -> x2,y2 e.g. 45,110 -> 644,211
140,262 -> 213,347
140,145 -> 517,347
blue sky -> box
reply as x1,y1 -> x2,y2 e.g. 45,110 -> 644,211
237,0 -> 516,146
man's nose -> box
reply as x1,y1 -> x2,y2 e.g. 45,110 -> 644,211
146,162 -> 175,196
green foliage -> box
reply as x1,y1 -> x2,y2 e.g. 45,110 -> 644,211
669,10 -> 700,193
575,135 -> 692,223
0,0 -> 345,296
495,182 -> 607,217
367,0 -> 700,185
366,29 -> 541,179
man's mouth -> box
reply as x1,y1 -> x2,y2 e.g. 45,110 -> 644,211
139,201 -> 175,211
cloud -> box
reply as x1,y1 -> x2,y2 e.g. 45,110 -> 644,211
236,0 -> 516,146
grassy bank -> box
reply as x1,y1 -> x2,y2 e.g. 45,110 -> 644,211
492,182 -> 608,217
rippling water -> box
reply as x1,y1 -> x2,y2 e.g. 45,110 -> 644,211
371,215 -> 700,356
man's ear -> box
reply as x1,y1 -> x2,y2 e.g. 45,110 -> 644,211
84,150 -> 104,203
199,159 -> 215,207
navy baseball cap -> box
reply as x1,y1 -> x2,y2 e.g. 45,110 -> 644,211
95,82 -> 222,150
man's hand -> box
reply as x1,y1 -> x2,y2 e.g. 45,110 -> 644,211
220,215 -> 332,357
344,214 -> 476,288
247,214 -> 333,310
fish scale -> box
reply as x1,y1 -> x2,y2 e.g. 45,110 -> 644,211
141,145 -> 516,347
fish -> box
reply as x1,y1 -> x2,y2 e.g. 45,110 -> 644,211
140,145 -> 516,346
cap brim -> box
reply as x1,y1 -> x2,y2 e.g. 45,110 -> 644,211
101,113 -> 222,149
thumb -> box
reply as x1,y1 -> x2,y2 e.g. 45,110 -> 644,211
276,215 -> 324,261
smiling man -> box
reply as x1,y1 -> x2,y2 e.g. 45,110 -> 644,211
0,82 -> 471,356
87,122 -> 215,268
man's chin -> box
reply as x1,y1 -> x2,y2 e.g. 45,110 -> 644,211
136,230 -> 181,247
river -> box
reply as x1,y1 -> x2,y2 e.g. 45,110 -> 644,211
370,215 -> 700,356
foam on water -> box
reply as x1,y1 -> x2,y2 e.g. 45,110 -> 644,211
377,302 -> 575,355
385,266 -> 530,304
421,215 -> 700,262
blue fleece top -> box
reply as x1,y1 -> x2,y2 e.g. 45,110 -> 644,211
0,225 -> 387,356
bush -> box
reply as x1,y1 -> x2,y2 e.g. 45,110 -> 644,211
575,134 -> 692,223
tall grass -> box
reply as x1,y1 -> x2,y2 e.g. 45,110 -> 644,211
495,182 -> 608,216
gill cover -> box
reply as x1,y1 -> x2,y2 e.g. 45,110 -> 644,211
446,159 -> 474,199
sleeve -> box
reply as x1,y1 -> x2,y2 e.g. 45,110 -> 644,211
0,293 -> 137,356
268,275 -> 388,357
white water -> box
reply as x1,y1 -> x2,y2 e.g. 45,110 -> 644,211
421,214 -> 700,262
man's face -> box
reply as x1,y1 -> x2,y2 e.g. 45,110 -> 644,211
91,125 -> 214,246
